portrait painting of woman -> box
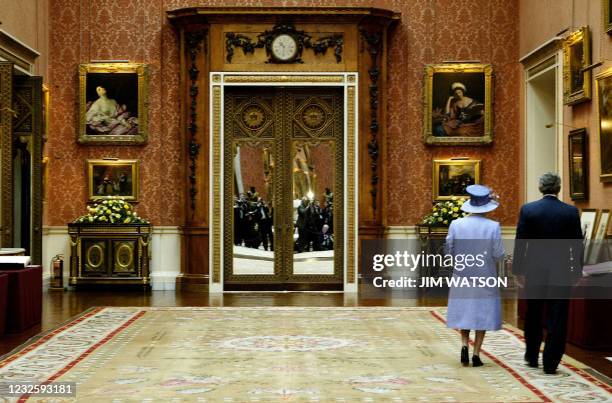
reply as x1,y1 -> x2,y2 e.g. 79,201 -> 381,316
423,63 -> 492,145
86,84 -> 138,136
78,63 -> 148,144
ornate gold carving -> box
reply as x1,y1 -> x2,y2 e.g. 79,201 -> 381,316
224,75 -> 344,83
242,105 -> 266,129
214,75 -> 356,287
212,85 -> 222,283
114,242 -> 135,272
302,104 -> 326,129
346,86 -> 356,284
85,243 -> 105,270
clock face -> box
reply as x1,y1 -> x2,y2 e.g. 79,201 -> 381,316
271,34 -> 298,62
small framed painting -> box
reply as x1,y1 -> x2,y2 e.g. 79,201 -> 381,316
594,209 -> 610,240
563,26 -> 591,105
423,63 -> 493,145
586,209 -> 610,264
78,63 -> 148,145
580,208 -> 599,241
568,128 -> 588,200
596,68 -> 612,182
87,159 -> 139,202
432,159 -> 481,201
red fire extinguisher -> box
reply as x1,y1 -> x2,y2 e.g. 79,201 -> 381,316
50,254 -> 66,291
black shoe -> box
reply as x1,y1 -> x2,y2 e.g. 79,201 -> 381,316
524,353 -> 538,368
461,346 -> 469,366
472,355 -> 483,367
543,367 -> 557,375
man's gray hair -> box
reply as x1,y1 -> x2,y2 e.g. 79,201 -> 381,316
538,172 -> 561,195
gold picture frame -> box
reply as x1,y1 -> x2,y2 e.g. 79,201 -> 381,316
603,0 -> 612,34
596,67 -> 612,182
563,27 -> 591,105
433,159 -> 481,201
87,159 -> 139,202
568,128 -> 588,200
423,63 -> 493,146
78,63 -> 148,145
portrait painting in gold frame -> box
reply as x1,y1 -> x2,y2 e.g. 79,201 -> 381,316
563,26 -> 591,105
78,63 -> 148,145
87,159 -> 140,202
596,67 -> 612,182
423,63 -> 493,146
432,159 -> 481,201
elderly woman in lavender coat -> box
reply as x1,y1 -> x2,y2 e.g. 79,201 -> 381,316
446,185 -> 505,367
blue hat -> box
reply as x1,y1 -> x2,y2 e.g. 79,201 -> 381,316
461,185 -> 499,213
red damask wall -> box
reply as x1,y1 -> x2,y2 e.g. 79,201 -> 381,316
47,0 -> 519,226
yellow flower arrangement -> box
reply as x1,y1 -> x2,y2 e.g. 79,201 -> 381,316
421,197 -> 469,226
74,198 -> 148,224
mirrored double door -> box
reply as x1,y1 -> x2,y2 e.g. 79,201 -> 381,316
224,87 -> 344,289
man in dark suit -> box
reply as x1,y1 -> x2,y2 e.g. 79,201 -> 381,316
513,172 -> 583,374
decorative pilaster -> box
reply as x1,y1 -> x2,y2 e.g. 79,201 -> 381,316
360,29 -> 383,213
185,30 -> 207,216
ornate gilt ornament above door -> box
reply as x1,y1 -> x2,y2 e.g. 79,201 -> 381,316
225,23 -> 343,64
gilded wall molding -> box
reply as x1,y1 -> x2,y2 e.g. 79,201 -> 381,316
211,84 -> 222,284
346,85 -> 356,284
210,73 -> 358,289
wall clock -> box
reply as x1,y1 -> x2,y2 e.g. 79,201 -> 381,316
271,34 -> 298,62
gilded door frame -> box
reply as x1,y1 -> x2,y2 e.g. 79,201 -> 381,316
209,72 -> 358,293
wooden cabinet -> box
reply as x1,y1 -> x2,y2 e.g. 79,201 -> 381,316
68,223 -> 151,288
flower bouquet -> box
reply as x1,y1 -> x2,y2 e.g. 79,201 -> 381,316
420,197 -> 468,226
74,198 -> 148,224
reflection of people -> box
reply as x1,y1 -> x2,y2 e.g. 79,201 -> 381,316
433,82 -> 484,137
446,185 -> 504,368
293,143 -> 316,200
512,173 -> 583,375
86,86 -> 138,135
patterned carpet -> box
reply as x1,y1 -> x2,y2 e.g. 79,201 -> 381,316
0,307 -> 610,402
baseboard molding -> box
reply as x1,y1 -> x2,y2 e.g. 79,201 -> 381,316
384,225 -> 517,238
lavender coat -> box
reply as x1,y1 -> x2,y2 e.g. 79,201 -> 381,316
445,215 -> 505,331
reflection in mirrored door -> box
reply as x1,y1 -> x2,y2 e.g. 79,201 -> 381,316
292,141 -> 335,276
232,141 -> 275,276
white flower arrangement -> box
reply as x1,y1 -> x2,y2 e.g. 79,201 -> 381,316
74,198 -> 148,224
